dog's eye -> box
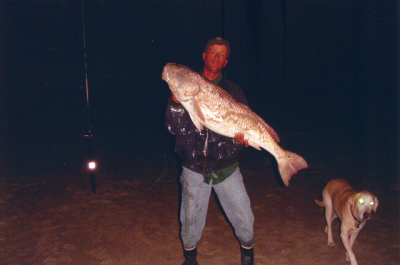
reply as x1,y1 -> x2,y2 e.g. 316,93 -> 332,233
358,198 -> 364,204
369,201 -> 374,206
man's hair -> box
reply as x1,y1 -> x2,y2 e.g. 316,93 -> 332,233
204,37 -> 230,58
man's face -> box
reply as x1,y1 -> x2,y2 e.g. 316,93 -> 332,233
202,44 -> 229,74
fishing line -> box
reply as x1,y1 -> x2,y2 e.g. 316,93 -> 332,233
142,153 -> 168,194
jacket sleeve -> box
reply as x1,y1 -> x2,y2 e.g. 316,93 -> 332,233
209,129 -> 244,155
165,97 -> 191,136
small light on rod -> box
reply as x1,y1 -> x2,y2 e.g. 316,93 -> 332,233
88,161 -> 96,170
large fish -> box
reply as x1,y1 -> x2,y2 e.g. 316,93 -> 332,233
162,62 -> 308,186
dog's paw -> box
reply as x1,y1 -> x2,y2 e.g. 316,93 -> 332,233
328,242 -> 335,248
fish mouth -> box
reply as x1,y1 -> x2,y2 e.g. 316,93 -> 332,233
162,66 -> 169,82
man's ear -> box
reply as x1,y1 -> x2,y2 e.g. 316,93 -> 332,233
202,52 -> 206,61
223,59 -> 228,68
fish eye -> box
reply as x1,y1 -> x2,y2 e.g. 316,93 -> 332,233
358,198 -> 364,204
369,201 -> 375,206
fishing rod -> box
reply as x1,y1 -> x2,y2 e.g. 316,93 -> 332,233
81,0 -> 96,193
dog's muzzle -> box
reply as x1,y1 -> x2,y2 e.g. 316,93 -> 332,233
363,212 -> 370,219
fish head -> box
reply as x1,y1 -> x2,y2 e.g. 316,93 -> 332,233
162,63 -> 201,102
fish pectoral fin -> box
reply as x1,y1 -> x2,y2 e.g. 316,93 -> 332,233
248,141 -> 261,151
187,112 -> 204,132
193,119 -> 204,132
188,99 -> 205,131
192,99 -> 206,122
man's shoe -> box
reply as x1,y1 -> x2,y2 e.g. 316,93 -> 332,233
240,246 -> 254,265
182,246 -> 198,265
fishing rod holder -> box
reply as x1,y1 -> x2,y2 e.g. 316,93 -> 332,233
88,160 -> 97,193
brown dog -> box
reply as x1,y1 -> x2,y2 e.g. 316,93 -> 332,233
315,179 -> 378,265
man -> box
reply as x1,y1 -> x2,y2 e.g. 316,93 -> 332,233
165,37 -> 254,265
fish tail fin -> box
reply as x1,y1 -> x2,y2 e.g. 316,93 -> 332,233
314,199 -> 325,207
277,151 -> 308,186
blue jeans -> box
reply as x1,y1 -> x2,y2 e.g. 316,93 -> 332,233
180,166 -> 255,249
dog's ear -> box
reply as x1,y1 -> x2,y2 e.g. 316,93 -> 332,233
372,196 -> 378,212
348,194 -> 356,206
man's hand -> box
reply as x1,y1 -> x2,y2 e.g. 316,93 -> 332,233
234,133 -> 249,148
171,94 -> 180,104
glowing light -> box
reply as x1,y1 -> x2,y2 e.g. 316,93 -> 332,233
88,161 -> 96,170
369,201 -> 374,206
358,198 -> 364,204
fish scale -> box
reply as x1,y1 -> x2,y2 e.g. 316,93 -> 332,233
162,63 -> 308,186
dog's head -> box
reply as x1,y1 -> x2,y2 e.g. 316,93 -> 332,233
348,191 -> 378,221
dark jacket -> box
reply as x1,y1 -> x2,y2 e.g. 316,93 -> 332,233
165,72 -> 248,174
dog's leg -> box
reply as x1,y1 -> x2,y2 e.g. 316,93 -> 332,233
349,232 -> 359,249
340,229 -> 358,265
323,198 -> 336,247
346,232 -> 359,262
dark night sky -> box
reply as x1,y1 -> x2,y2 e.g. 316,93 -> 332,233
0,0 -> 398,180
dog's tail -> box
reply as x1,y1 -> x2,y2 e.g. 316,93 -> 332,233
314,199 -> 324,207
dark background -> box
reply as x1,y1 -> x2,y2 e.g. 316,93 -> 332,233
0,0 -> 398,186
